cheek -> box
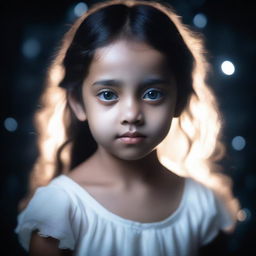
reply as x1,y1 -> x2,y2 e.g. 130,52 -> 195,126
85,101 -> 117,138
147,104 -> 175,138
86,115 -> 111,146
152,113 -> 173,136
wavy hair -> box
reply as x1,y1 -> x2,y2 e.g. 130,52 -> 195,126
19,0 -> 239,225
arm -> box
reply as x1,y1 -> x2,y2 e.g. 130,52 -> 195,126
29,231 -> 73,256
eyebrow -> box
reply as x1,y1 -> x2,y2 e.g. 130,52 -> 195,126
92,78 -> 170,87
92,79 -> 120,87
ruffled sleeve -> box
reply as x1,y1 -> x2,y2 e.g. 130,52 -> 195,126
200,188 -> 235,245
15,185 -> 75,251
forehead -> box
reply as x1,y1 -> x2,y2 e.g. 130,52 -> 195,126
88,39 -> 171,77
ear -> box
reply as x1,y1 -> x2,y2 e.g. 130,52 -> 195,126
68,94 -> 87,121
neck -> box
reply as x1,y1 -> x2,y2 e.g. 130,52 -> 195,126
91,147 -> 165,188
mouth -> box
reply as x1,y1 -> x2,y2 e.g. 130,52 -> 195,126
117,132 -> 146,144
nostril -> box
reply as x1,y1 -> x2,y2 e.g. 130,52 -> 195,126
121,114 -> 144,125
120,101 -> 144,125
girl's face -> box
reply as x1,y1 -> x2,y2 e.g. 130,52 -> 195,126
70,39 -> 177,160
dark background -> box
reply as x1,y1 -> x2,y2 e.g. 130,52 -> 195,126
0,0 -> 255,255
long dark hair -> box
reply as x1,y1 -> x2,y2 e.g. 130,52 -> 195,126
20,0 -> 239,222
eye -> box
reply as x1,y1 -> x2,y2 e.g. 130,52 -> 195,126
142,88 -> 164,101
97,90 -> 118,102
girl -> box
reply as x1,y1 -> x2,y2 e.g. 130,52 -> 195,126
15,0 -> 239,255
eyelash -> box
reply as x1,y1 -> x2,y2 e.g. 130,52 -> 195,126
96,88 -> 164,102
143,88 -> 164,101
97,90 -> 118,102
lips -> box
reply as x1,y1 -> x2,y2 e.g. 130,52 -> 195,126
117,131 -> 146,144
118,131 -> 146,138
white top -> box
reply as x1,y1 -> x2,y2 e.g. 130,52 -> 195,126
15,175 -> 234,256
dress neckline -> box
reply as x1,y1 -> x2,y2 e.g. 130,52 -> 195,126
56,174 -> 189,230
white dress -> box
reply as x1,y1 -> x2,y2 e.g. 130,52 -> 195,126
15,175 -> 234,256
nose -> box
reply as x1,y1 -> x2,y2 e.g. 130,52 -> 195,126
120,98 -> 144,126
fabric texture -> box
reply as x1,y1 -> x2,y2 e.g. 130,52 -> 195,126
15,175 -> 234,256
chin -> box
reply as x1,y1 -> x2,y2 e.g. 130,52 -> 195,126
111,149 -> 154,161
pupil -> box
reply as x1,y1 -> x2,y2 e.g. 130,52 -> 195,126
149,91 -> 157,98
104,91 -> 112,99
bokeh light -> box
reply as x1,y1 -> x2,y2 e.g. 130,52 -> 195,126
221,60 -> 235,75
231,136 -> 246,151
237,208 -> 251,222
22,38 -> 41,59
74,2 -> 88,17
4,117 -> 18,132
193,13 -> 207,28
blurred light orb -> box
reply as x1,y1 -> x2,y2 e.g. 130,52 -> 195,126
231,136 -> 246,151
237,208 -> 251,222
221,60 -> 235,75
4,117 -> 18,132
193,13 -> 207,28
22,38 -> 41,59
74,2 -> 88,17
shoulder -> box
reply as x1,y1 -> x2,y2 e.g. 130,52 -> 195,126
185,178 -> 233,221
184,178 -> 235,245
17,175 -> 77,227
30,176 -> 75,209
185,178 -> 216,210
15,175 -> 77,251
